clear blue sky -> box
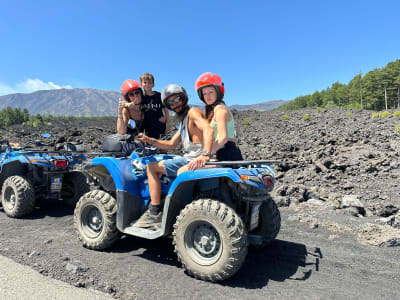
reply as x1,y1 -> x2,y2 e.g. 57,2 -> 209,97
0,0 -> 399,106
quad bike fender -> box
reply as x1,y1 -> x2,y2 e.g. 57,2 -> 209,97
159,167 -> 271,235
167,168 -> 240,196
167,167 -> 272,196
0,157 -> 29,175
85,157 -> 140,195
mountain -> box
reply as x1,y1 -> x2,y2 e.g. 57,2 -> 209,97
0,88 -> 120,117
0,88 -> 289,116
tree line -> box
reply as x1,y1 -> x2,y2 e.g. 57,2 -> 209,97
278,59 -> 400,111
0,106 -> 114,129
0,107 -> 30,129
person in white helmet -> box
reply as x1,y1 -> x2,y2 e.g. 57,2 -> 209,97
134,83 -> 213,229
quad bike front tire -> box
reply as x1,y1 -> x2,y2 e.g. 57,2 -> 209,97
251,193 -> 281,246
61,171 -> 90,207
1,175 -> 35,218
74,190 -> 120,250
173,199 -> 248,282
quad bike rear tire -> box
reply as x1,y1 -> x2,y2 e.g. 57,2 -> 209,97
251,194 -> 281,246
61,171 -> 90,207
1,175 -> 35,218
173,199 -> 248,282
74,190 -> 120,250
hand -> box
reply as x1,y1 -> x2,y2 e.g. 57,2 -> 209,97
136,132 -> 150,143
118,98 -> 128,113
187,155 -> 210,171
159,116 -> 167,123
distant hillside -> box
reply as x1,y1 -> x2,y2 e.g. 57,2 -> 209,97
0,88 -> 289,116
0,88 -> 120,117
230,100 -> 289,111
279,59 -> 400,111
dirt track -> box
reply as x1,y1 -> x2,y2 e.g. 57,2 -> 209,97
0,201 -> 399,299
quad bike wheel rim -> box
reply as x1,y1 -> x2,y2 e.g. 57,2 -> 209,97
3,186 -> 16,210
81,204 -> 103,238
184,220 -> 222,266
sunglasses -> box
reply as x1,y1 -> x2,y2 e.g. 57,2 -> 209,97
128,90 -> 141,97
166,96 -> 181,107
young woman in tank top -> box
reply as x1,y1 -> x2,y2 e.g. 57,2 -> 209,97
195,72 -> 243,161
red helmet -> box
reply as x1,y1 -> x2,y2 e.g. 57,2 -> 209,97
195,72 -> 225,102
120,79 -> 142,100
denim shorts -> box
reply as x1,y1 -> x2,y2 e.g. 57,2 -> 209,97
163,157 -> 188,178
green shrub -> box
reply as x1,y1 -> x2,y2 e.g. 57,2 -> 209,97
395,124 -> 400,132
393,111 -> 400,117
317,107 -> 323,113
243,119 -> 250,125
303,113 -> 309,121
379,111 -> 390,118
283,114 -> 289,120
347,111 -> 352,117
371,112 -> 379,118
329,110 -> 333,114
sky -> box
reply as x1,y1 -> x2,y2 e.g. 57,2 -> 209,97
0,0 -> 399,106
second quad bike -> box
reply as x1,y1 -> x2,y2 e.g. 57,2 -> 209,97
74,140 -> 281,282
0,134 -> 89,218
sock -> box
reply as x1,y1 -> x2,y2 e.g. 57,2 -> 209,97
150,204 -> 161,214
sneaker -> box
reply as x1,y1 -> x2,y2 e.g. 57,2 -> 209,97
133,210 -> 162,229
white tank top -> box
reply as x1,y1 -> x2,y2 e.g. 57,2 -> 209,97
180,113 -> 203,160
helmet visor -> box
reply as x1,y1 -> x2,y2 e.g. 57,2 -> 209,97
165,95 -> 182,109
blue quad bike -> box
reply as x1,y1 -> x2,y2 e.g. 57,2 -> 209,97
74,142 -> 281,282
0,134 -> 89,218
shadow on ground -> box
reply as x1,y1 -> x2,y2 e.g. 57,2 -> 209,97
223,239 -> 322,289
0,199 -> 74,219
108,236 -> 321,289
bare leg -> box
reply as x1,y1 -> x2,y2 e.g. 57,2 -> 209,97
147,161 -> 167,205
177,165 -> 190,176
133,161 -> 167,229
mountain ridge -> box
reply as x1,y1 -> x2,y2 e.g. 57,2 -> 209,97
0,88 -> 289,116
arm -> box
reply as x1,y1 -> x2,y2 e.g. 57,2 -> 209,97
163,107 -> 171,132
186,108 -> 214,170
190,108 -> 213,153
211,106 -> 229,154
137,129 -> 181,150
117,99 -> 129,134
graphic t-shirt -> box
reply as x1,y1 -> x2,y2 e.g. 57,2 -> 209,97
142,91 -> 166,138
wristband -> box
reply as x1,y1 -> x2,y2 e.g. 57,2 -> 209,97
151,138 -> 156,145
201,150 -> 211,157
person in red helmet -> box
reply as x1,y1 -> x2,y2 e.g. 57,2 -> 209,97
194,72 -> 243,162
117,79 -> 147,135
